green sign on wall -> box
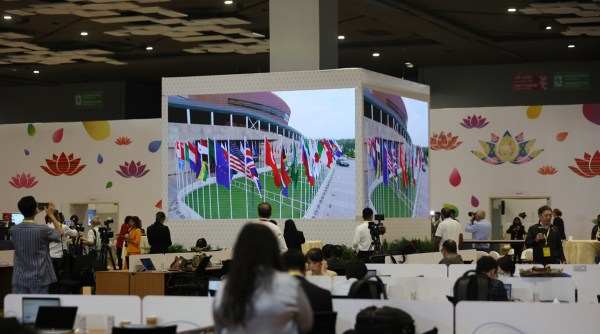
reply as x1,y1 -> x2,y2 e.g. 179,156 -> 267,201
553,72 -> 589,90
74,91 -> 103,108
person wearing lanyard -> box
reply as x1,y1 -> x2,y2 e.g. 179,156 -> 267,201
9,197 -> 63,294
525,205 -> 566,265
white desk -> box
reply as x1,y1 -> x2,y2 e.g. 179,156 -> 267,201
142,296 -> 214,331
366,264 -> 448,277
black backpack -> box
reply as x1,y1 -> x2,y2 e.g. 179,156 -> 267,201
452,270 -> 491,302
354,306 -> 415,334
348,276 -> 387,299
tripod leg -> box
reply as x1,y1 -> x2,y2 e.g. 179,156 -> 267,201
107,246 -> 116,270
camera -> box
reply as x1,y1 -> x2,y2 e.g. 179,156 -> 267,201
98,218 -> 114,245
74,223 -> 84,232
368,221 -> 386,239
37,202 -> 49,210
468,211 -> 474,217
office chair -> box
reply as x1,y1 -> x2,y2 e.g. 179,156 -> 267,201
112,325 -> 177,334
308,311 -> 337,334
170,255 -> 212,296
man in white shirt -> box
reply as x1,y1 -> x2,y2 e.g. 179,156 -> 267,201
47,211 -> 79,292
353,208 -> 374,261
252,202 -> 287,253
434,208 -> 463,251
83,216 -> 102,257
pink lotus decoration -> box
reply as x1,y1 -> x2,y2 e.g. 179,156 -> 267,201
9,173 -> 38,188
116,160 -> 150,178
568,150 -> 600,178
460,114 -> 489,129
430,131 -> 462,150
41,152 -> 86,176
537,165 -> 558,175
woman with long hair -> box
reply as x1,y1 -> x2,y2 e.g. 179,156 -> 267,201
506,217 -> 526,262
213,223 -> 313,334
283,219 -> 305,252
125,216 -> 142,269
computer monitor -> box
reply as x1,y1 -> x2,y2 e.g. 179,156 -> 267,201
22,297 -> 61,325
11,213 -> 24,225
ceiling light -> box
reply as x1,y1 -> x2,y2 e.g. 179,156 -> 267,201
372,52 -> 380,57
507,8 -> 517,13
252,32 -> 265,38
81,31 -> 88,36
146,46 -> 154,51
568,44 -> 575,48
338,35 -> 345,40
33,70 -> 39,74
545,26 -> 552,30
224,0 -> 233,5
3,15 -> 12,20
405,62 -> 414,68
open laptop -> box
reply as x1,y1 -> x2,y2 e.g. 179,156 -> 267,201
22,297 -> 61,325
504,283 -> 512,300
34,306 -> 78,334
140,258 -> 157,272
208,278 -> 222,296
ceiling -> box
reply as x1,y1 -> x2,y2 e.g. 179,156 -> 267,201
0,0 -> 599,87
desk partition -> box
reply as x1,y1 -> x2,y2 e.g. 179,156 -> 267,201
142,296 -> 214,331
516,264 -> 600,303
447,264 -> 476,282
498,276 -> 576,302
366,264 -> 447,277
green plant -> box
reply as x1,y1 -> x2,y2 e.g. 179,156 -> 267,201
340,244 -> 354,260
168,243 -> 186,253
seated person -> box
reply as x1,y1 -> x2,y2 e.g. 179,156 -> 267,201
476,256 -> 509,301
322,244 -> 334,261
191,238 -> 210,252
438,239 -> 464,265
326,245 -> 348,275
281,249 -> 333,313
497,256 -> 516,277
331,260 -> 367,296
305,248 -> 337,278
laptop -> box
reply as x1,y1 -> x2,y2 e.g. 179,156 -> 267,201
208,278 -> 222,296
34,306 -> 78,334
366,269 -> 377,278
504,283 -> 512,300
140,258 -> 157,272
22,297 -> 61,325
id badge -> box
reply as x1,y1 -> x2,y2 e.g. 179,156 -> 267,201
543,247 -> 551,257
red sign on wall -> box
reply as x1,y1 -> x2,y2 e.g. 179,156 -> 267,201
512,73 -> 549,91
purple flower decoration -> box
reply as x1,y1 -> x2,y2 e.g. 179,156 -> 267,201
116,160 -> 150,178
460,115 -> 489,129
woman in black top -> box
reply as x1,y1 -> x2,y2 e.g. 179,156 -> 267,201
507,217 -> 526,262
552,208 -> 567,240
283,219 -> 305,251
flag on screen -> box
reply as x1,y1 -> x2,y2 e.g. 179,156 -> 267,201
265,138 -> 281,188
187,141 -> 200,178
215,140 -> 232,190
322,139 -> 333,168
290,143 -> 299,188
301,139 -> 315,186
197,141 -> 209,181
382,139 -> 389,187
280,145 -> 291,197
244,138 -> 262,194
198,139 -> 209,156
227,141 -> 246,174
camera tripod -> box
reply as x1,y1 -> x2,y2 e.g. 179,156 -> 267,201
98,242 -> 117,270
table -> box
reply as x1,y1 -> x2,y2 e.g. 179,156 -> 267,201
301,240 -> 324,254
95,270 -> 130,295
563,240 -> 600,264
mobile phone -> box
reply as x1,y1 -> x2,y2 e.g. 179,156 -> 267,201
37,202 -> 49,210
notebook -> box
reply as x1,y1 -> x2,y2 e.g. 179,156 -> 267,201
22,297 -> 61,325
140,258 -> 157,272
34,306 -> 78,334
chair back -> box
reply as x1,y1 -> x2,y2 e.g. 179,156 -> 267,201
309,311 -> 337,334
195,255 -> 212,276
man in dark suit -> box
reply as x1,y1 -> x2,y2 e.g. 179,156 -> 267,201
282,249 -> 333,313
147,211 -> 172,254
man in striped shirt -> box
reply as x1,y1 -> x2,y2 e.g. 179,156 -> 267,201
9,196 -> 63,294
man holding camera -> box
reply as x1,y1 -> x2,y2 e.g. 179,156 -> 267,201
353,208 -> 375,261
10,196 -> 63,294
47,211 -> 79,292
465,210 -> 491,253
82,216 -> 102,258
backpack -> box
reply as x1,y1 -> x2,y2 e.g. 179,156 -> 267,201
348,276 -> 387,299
452,270 -> 491,302
354,306 -> 415,334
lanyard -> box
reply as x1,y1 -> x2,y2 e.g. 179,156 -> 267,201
543,225 -> 551,246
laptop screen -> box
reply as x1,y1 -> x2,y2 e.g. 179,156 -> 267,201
366,269 -> 377,278
504,283 -> 512,300
22,297 -> 61,325
35,306 -> 78,331
140,258 -> 156,271
208,279 -> 222,296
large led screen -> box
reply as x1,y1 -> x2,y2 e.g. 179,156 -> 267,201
168,88 -> 356,220
363,88 -> 429,217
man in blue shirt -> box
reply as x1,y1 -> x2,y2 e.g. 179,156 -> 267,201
9,196 -> 63,294
466,210 -> 491,253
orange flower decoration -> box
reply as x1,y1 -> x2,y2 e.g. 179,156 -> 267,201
9,173 -> 38,188
41,152 -> 86,176
537,165 -> 558,175
430,131 -> 462,150
115,136 -> 132,145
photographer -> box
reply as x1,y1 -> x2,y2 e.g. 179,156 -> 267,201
82,216 -> 102,259
46,211 -> 78,293
352,208 -> 375,261
465,210 -> 491,253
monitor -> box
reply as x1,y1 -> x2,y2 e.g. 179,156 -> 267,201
22,297 -> 61,325
11,213 -> 24,225
140,258 -> 157,271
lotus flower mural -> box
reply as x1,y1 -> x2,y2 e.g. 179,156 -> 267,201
41,152 -> 86,176
538,165 -> 558,175
472,131 -> 544,165
568,150 -> 600,178
116,160 -> 150,178
430,131 -> 462,150
115,136 -> 132,145
460,115 -> 489,129
9,173 -> 38,188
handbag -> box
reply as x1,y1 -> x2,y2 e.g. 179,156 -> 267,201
169,256 -> 185,271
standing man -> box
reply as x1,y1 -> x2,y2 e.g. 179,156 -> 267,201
431,211 -> 441,238
434,207 -> 463,251
83,216 -> 102,258
253,202 -> 287,253
147,211 -> 172,254
47,211 -> 78,293
353,208 -> 374,261
9,196 -> 63,294
465,210 -> 491,253
525,205 -> 566,265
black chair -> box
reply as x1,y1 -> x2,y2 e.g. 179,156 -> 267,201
170,255 -> 212,296
56,253 -> 95,294
0,240 -> 14,250
112,325 -> 177,334
308,311 -> 337,334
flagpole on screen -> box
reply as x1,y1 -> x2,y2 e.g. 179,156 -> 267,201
242,139 -> 249,220
214,137 -> 221,220
227,139 -> 233,220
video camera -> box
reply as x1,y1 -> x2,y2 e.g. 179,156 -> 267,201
368,214 -> 386,239
98,218 -> 114,245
